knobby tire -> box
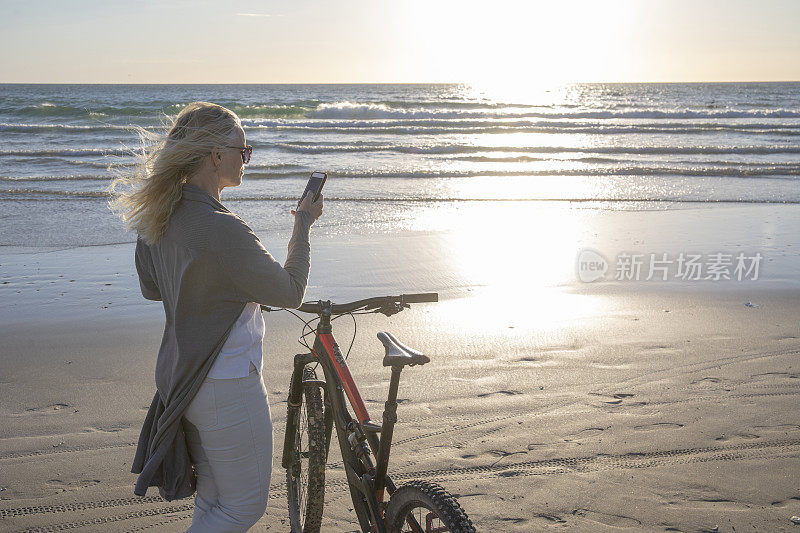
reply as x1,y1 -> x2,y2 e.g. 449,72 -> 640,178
286,366 -> 326,532
385,480 -> 476,533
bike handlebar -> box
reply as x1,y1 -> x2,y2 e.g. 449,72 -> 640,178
399,292 -> 439,303
262,292 -> 438,315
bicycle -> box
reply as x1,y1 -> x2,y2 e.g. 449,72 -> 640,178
261,293 -> 476,533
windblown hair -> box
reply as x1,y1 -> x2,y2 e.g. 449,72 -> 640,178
107,101 -> 242,245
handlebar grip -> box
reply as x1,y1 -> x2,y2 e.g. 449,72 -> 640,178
401,292 -> 439,303
297,301 -> 322,314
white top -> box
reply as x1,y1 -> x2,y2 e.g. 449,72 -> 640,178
207,302 -> 265,379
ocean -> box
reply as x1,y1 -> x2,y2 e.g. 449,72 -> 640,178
1,82 -> 799,247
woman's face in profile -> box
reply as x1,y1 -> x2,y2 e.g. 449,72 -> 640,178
219,126 -> 247,189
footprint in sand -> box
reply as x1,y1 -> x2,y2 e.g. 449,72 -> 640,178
11,403 -> 72,417
477,390 -> 523,398
514,356 -> 558,367
642,344 -> 673,351
751,371 -> 799,381
565,427 -> 607,440
691,377 -> 722,385
682,497 -> 751,511
633,422 -> 684,431
531,513 -> 567,525
83,424 -> 129,433
449,375 -> 499,385
715,432 -> 761,442
45,479 -> 101,493
753,423 -> 800,433
588,392 -> 641,407
486,449 -> 527,465
572,508 -> 642,528
498,517 -> 529,525
588,361 -> 631,370
770,496 -> 800,508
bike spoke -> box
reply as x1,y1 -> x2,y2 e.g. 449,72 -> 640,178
402,505 -> 448,532
286,366 -> 327,533
292,399 -> 312,528
299,402 -> 308,524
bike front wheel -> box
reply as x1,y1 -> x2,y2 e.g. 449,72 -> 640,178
385,480 -> 476,533
286,365 -> 326,532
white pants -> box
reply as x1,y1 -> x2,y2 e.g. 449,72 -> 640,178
182,362 -> 273,532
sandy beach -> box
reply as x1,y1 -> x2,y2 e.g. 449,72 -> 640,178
1,202 -> 799,531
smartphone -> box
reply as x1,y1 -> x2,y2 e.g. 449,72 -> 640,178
299,171 -> 327,206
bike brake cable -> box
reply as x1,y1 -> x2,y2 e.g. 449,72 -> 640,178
298,315 -> 323,372
331,305 -> 395,361
331,312 -> 357,361
330,311 -> 357,360
345,312 -> 357,360
277,307 -> 319,353
299,316 -> 319,351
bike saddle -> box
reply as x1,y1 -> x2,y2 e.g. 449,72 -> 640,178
378,331 -> 430,367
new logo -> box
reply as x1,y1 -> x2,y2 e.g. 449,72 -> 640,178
576,249 -> 608,283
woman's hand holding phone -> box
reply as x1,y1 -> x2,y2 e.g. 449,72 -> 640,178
292,192 -> 324,222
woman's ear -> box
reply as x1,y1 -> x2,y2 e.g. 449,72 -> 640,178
210,148 -> 222,169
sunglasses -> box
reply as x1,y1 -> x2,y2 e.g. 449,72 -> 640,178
228,144 -> 253,164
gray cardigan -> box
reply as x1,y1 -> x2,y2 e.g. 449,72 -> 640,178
131,183 -> 314,501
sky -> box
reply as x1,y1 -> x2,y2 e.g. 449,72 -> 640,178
1,0 -> 799,84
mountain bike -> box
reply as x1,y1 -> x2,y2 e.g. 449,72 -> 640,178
261,293 -> 475,533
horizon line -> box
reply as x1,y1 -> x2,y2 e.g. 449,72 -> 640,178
1,80 -> 800,86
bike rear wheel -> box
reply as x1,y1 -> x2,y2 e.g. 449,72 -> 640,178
385,480 -> 475,533
286,366 -> 326,532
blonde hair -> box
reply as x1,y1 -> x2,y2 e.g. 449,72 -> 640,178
107,101 -> 242,245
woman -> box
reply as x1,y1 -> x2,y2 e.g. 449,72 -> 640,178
109,101 -> 323,532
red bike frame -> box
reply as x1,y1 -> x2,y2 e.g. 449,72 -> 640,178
315,333 -> 371,425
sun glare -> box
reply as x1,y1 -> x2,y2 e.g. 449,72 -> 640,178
403,200 -> 595,289
400,0 -> 638,87
403,199 -> 609,334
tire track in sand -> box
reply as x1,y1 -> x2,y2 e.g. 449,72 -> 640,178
4,346 -> 797,463
4,437 -> 798,531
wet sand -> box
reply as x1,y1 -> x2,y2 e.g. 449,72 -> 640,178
2,204 -> 800,531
